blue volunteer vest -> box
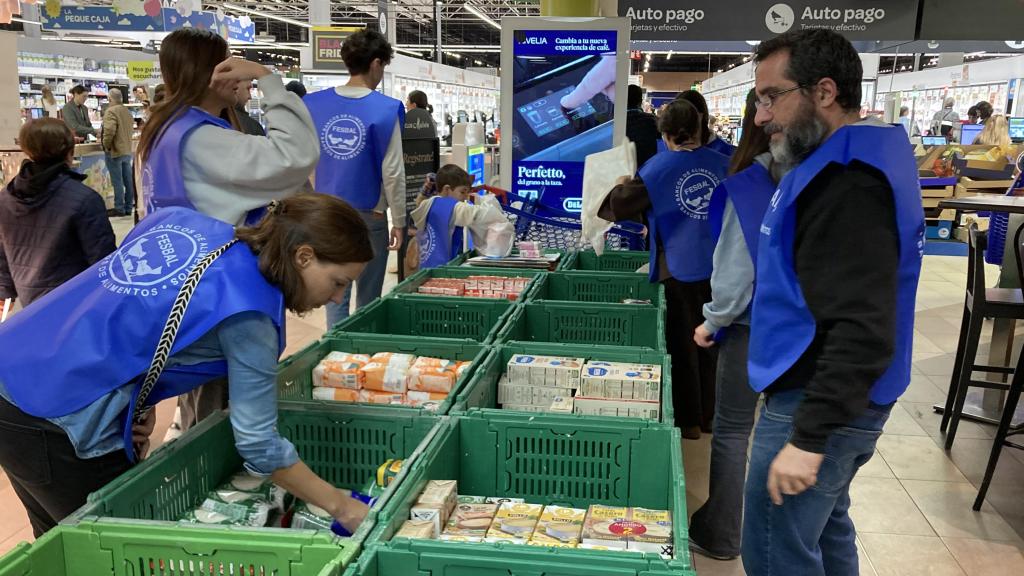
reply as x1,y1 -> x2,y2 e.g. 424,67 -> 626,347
0,208 -> 286,454
707,163 -> 776,268
306,89 -> 405,210
706,136 -> 737,157
419,197 -> 463,269
639,147 -> 730,283
748,124 -> 924,405
142,107 -> 266,225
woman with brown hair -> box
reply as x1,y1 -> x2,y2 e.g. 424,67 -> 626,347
0,193 -> 373,537
40,86 -> 61,118
138,27 -> 318,226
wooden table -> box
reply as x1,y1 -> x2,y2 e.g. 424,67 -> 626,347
937,195 -> 1024,428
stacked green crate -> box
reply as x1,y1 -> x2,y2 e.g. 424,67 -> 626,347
496,301 -> 665,350
327,295 -> 514,344
357,411 -> 692,575
527,270 -> 664,307
569,249 -> 649,273
277,334 -> 489,415
0,520 -> 349,576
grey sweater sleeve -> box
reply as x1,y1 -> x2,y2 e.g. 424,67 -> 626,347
378,120 -> 407,227
702,197 -> 755,333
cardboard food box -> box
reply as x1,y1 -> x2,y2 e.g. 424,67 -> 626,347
498,380 -> 573,407
438,534 -> 483,543
443,503 -> 498,537
921,185 -> 955,199
410,505 -> 444,537
581,505 -> 630,549
507,355 -> 583,388
484,502 -> 543,544
580,365 -> 661,401
529,506 -> 585,547
411,480 -> 458,536
573,394 -> 660,420
395,519 -> 436,540
548,395 -> 574,414
626,508 -> 674,558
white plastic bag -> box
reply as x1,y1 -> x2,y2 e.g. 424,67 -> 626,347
582,140 -> 637,255
470,194 -> 515,257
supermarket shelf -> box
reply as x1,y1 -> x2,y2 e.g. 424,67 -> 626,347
18,67 -> 125,81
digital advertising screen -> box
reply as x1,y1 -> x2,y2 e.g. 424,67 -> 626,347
511,29 -> 617,214
467,145 -> 486,187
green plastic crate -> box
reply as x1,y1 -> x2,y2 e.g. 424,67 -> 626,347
277,334 -> 489,415
70,405 -> 439,568
454,343 -> 674,426
570,250 -> 649,273
329,295 -> 514,344
527,270 -> 663,305
0,520 -> 348,576
389,266 -> 545,303
496,302 -> 665,350
444,248 -> 572,271
362,411 -> 691,574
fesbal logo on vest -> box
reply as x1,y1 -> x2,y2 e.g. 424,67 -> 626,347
674,168 -> 720,221
419,225 -> 437,260
321,113 -> 368,161
98,225 -> 209,298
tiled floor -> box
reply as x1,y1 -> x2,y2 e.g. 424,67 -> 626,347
2,225 -> 1024,575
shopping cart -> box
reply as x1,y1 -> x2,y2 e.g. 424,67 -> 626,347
476,185 -> 646,251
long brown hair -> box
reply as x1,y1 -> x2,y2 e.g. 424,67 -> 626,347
236,193 -> 374,312
729,89 -> 771,176
137,28 -> 240,167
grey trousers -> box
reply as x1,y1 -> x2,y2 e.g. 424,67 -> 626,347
688,324 -> 760,557
177,377 -> 229,432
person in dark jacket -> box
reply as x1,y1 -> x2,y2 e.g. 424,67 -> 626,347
626,84 -> 660,168
0,119 -> 116,308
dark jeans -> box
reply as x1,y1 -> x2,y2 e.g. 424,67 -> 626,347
689,324 -> 759,557
326,212 -> 390,329
0,396 -> 132,537
741,389 -> 892,576
104,154 -> 134,214
663,277 -> 717,430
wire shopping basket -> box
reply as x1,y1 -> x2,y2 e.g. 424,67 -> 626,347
477,185 -> 646,251
982,169 -> 1024,266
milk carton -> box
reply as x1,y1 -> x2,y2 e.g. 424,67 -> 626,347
529,505 -> 585,547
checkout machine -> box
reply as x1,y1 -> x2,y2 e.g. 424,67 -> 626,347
449,122 -> 489,187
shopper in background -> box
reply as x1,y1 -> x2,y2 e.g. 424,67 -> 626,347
689,89 -> 784,561
977,114 -> 1012,148
626,84 -> 660,168
976,100 -> 993,125
599,99 -> 730,440
285,80 -> 308,99
898,105 -> 912,136
0,193 -> 374,537
138,28 -> 318,226
931,97 -> 960,141
742,29 -> 923,575
304,29 -> 406,329
62,85 -> 95,140
966,105 -> 980,125
677,89 -> 736,157
101,88 -> 136,217
0,119 -> 114,309
40,86 -> 61,118
406,90 -> 437,130
231,80 -> 266,137
133,84 -> 150,105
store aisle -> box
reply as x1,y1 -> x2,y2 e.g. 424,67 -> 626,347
685,255 -> 1024,576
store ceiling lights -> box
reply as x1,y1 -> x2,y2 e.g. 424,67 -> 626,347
223,3 -> 311,28
464,3 -> 501,30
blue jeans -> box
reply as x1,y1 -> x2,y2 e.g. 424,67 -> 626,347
741,389 -> 892,576
104,154 -> 134,213
326,212 -> 390,329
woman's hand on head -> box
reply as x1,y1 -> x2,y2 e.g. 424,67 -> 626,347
211,58 -> 272,88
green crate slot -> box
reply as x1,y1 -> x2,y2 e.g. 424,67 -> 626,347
528,270 -> 663,305
362,412 -> 690,574
0,520 -> 348,576
71,404 -> 439,567
329,296 -> 513,344
277,334 -> 489,415
444,248 -> 572,271
389,267 -> 545,303
497,302 -> 665,350
454,343 -> 674,426
570,250 -> 649,273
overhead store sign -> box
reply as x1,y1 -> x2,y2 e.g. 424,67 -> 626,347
40,5 -> 164,32
919,0 -> 1024,40
311,27 -> 362,71
620,1 -> 919,41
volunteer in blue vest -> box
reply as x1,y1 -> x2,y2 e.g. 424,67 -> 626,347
740,30 -> 923,575
138,28 -> 319,226
410,165 -> 484,270
598,99 -> 730,440
304,30 -> 406,329
687,89 -> 785,562
0,193 -> 374,537
678,90 -> 737,158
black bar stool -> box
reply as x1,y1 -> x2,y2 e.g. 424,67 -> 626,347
973,338 -> 1024,509
941,224 -> 1024,450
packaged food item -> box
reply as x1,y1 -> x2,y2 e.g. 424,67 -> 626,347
485,502 -> 543,544
411,480 -> 458,536
626,508 -> 673,558
507,355 -> 583,389
312,352 -> 370,389
291,501 -> 334,531
529,505 -> 585,547
458,495 -> 488,504
580,364 -> 661,401
581,505 -> 630,549
410,505 -> 443,537
572,395 -> 660,420
361,353 -> 413,393
443,502 -> 498,537
395,519 -> 436,540
407,390 -> 449,409
183,496 -> 270,527
179,508 -> 237,525
220,471 -> 287,511
485,497 -> 525,505
621,299 -> 652,305
312,387 -> 361,402
407,357 -> 460,393
549,396 -> 574,414
438,533 -> 483,543
376,459 -> 404,488
358,390 -> 406,405
577,543 -> 628,551
498,380 -> 573,407
500,403 -> 546,413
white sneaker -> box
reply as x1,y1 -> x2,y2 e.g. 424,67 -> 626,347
163,406 -> 183,442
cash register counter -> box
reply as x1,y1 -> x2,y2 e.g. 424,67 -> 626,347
0,143 -> 134,210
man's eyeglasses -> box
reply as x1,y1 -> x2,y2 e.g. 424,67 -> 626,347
754,85 -> 808,111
